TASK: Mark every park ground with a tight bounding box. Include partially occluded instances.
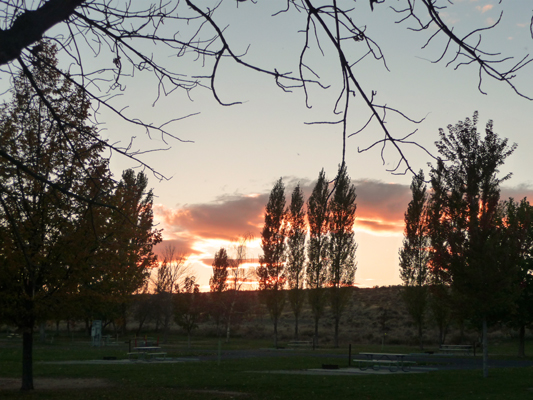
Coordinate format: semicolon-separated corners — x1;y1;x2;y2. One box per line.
1;335;533;399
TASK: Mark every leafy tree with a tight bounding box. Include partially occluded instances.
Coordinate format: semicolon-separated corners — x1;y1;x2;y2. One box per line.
223;234;255;343
257;178;287;348
399;170;430;349
428;112;519;378
209;247;230;336
426;163;452;345
0;44;163;390
175;276;204;349
327;163;357;348
502;198;533;357
0;42;113;390
151;246;190;342
76;169;162;334
286;183;307;340
306;169;330;347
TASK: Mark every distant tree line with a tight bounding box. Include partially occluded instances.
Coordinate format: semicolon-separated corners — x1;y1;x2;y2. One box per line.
400;112;533;378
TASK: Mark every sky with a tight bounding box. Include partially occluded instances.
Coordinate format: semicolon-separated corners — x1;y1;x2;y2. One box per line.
49;1;533;289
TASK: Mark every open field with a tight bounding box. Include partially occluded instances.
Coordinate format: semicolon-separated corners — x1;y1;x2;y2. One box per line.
2;336;533;399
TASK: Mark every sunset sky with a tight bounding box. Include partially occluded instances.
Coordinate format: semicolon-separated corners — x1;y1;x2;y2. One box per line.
85;0;533;290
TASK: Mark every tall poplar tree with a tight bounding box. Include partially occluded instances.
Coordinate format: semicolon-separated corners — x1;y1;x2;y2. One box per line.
257;178;286;348
286;183;307;340
209;247;229;336
327;163;357;348
399;170;430;349
306;169;330;347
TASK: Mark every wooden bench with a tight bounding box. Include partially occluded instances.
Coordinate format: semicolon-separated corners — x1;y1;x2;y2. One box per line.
439;345;473;355
287;341;312;348
356;359;416;372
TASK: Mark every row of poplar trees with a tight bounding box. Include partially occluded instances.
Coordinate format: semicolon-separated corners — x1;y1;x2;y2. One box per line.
400;112;533;378
257;163;358;348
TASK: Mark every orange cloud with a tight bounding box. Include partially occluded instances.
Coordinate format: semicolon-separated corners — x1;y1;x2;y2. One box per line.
155;178;411;250
155;192;268;242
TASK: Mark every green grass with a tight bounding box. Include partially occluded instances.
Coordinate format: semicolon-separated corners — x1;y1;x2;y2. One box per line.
1;337;533;399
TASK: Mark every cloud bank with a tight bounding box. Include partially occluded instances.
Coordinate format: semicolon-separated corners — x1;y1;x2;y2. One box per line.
154;178;412;257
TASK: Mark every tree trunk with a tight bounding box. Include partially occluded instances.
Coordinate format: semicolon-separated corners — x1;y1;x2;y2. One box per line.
518;324;526;358
334;316;340;348
313;317;319;348
294;313;299;341
273;316;278;349
418;322;424;350
21;329;34;391
225;298;235;344
482;316;489;378
225;313;232;344
39;322;46;343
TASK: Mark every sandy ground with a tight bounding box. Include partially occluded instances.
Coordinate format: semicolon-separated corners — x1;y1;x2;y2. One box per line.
0;377;112;391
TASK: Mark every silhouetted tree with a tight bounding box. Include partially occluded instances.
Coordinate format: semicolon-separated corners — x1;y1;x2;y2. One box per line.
257;178;287;348
429;112;519;378
209;247;229;336
327;163;357;348
501;198;533;357
0;43;161;390
151;246;190;342
175;276;204;349
399;170;430;349
224;235;254;342
306;169;330;347
286;183;307;340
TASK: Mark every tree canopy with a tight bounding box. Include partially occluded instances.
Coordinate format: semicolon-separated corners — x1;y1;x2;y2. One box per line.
0;41;161;391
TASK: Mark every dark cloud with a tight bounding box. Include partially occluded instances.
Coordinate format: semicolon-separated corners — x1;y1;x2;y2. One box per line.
155;192;268;241
353;179;410;224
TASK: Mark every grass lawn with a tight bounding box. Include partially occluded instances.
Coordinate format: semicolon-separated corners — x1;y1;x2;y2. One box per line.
1;337;533;399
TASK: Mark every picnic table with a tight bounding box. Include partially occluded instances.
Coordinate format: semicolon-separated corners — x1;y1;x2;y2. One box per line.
356;352;415;372
128;346;167;361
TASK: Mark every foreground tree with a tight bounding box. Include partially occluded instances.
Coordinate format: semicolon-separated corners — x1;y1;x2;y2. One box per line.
429;112;519;378
257;178;287;348
502;199;533;357
306;170;330;347
0;43;157;390
286;183;307;340
327;164;357;348
399;170;430;349
1;2;531;199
